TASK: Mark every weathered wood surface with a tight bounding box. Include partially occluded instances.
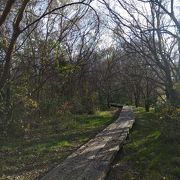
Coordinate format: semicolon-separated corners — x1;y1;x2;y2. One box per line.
41;106;135;180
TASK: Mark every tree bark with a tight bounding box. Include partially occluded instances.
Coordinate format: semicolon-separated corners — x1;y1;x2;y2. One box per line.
0;0;30;91
0;0;16;27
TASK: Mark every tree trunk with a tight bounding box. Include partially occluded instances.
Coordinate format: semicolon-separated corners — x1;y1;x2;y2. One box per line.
145;99;150;112
134;92;140;107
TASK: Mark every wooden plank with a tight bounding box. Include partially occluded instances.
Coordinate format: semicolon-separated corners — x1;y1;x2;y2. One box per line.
41;106;135;180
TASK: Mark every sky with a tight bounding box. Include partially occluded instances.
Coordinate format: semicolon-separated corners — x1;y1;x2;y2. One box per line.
32;0;180;49
90;0;180;48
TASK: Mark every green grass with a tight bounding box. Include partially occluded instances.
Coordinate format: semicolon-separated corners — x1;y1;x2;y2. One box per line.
114;107;180;180
0;110;114;179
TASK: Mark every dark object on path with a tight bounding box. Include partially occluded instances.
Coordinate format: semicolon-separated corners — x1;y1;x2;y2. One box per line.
109;103;123;120
109;103;123;109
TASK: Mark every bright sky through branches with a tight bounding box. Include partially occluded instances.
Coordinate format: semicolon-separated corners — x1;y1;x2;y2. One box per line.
91;0;180;49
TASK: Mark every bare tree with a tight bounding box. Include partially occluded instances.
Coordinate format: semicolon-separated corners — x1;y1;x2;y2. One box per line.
102;0;180;105
0;0;98;92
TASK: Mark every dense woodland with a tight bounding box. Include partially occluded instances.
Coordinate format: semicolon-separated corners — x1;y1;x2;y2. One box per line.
0;0;180;179
0;0;180;133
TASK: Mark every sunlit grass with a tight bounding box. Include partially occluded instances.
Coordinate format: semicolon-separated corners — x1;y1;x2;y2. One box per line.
114;107;180;180
0;110;114;179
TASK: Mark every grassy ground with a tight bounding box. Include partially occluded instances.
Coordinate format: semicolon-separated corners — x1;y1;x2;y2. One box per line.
107;107;180;180
0;110;114;180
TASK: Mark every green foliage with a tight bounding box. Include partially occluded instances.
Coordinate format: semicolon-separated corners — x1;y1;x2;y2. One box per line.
174;81;180;93
12;74;38;114
173;81;180;106
154;102;180;141
155;100;180;119
155;102;178;118
70;92;99;114
0;92;6;116
0;101;7;135
39;98;59;115
54;61;77;75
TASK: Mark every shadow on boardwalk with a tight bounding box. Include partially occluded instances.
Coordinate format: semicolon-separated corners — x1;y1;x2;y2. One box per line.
41;106;135;180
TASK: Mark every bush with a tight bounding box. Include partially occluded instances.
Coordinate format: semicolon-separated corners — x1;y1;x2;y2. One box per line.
70;93;99;114
156;102;180;119
174;81;180;106
155;102;180;142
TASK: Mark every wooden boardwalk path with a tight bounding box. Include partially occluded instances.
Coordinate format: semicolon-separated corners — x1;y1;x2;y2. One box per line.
41;106;135;180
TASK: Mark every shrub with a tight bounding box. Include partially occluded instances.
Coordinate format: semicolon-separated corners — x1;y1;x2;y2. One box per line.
155;102;180;142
